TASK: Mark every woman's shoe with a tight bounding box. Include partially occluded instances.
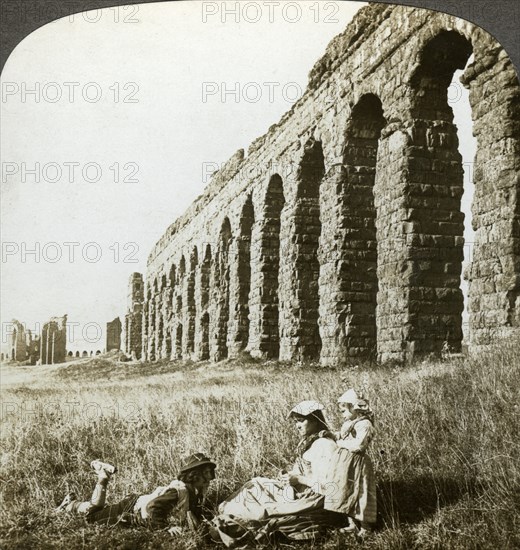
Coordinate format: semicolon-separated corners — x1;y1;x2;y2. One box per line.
339;517;361;536
339;524;358;534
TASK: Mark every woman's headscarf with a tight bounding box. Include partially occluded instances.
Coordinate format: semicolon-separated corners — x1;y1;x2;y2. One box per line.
289;401;333;457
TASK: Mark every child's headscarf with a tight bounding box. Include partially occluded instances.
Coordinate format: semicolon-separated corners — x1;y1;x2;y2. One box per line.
338;388;374;424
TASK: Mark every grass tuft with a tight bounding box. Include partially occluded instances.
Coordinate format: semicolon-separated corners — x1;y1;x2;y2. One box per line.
1;340;519;549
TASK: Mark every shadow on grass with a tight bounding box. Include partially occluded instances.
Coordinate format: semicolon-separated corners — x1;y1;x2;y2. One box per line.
377;474;478;527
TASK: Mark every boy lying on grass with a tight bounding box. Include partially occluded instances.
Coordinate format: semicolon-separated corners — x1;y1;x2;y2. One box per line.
56;453;216;535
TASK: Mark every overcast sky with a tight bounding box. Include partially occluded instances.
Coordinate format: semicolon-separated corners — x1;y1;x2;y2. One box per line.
0;1;475;353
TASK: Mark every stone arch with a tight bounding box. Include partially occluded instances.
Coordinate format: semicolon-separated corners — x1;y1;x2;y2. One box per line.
195;244;212;360
409;31;473;117
142;306;148;358
411;29;520;350
175;255;186;351
341;93;385;360
184;247;198;355
231;195;255;353
401;30;473;356
200;312;210;360
150;277;159;363
157;314;164;357
212;217;232;361
249;174;285;358
75;350;80;358
179;255;186;280
296;139;325;199
165;327;172;357
175;323;183;359
201;244;212;312
149;301;157;361
280;139;325;361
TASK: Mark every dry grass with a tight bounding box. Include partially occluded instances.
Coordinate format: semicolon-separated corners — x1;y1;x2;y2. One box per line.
1;342;519;549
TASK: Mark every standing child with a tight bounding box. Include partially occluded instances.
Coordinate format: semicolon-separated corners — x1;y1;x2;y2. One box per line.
321;389;376;537
56;453;216;535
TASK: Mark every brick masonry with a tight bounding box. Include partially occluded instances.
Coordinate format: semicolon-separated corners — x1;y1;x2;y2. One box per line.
138;4;519;364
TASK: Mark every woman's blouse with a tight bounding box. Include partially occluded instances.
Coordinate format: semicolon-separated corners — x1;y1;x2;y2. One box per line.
300;437;337;494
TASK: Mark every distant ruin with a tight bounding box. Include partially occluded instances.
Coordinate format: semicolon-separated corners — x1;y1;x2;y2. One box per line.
10;319;28;361
40;315;67;365
9;320;40;364
124;273;144;359
141;4;519;364
106;317;122;352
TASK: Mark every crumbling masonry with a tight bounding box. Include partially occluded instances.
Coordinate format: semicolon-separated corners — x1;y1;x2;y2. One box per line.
106;317;122;352
137;4;519;364
40;315;67;365
10;320;28;361
125;273;144;359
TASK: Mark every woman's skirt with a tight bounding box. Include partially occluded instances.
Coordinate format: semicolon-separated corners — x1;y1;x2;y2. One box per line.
218;477;323;521
323;448;377;524
212;477;348;547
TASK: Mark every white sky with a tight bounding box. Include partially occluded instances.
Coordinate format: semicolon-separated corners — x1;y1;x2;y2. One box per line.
0;1;475;353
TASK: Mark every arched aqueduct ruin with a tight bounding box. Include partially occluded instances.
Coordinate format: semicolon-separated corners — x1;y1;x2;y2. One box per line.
135;4;520;365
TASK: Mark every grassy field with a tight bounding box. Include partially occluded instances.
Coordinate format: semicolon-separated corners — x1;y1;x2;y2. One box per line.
1;343;519;549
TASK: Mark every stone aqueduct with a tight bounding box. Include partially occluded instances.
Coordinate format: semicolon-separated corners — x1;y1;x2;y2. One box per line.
137;4;520;365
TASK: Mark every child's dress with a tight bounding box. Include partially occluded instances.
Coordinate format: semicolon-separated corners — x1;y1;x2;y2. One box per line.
323;417;377;525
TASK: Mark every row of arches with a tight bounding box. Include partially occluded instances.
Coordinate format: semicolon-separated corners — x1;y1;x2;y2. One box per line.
66;350;101;358
145;129;364;363
144;27;519;363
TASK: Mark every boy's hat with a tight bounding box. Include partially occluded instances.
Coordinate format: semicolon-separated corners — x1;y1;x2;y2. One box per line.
337;389;359;404
179;453;216;474
288;400;325;418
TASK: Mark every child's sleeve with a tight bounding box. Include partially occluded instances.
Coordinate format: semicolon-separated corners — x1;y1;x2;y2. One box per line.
336;419;374;452
339;421;352;439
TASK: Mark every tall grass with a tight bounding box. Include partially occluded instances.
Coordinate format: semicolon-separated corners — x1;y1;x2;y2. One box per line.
1;341;519;549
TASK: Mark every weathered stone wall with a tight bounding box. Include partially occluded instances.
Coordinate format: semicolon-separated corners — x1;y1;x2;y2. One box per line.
144;4;520;364
40;315;67;365
125;273;143;359
9;321;40;364
106;317;122;351
10;320;27;361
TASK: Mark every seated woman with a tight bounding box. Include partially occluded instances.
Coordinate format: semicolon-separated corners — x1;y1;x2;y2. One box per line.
56;453;216;535
211;401;349;546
